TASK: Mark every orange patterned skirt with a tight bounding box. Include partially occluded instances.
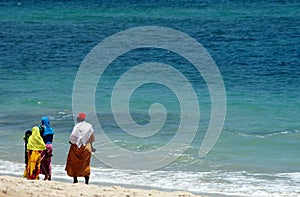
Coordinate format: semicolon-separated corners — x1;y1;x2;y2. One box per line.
65;143;92;177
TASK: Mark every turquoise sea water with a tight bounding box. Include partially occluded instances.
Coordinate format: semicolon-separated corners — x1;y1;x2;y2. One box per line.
0;1;299;196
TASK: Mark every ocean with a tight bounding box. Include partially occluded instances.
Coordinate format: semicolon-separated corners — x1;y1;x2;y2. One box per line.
0;0;299;196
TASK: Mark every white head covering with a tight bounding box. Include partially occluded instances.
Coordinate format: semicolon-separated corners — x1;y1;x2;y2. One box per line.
70;121;94;148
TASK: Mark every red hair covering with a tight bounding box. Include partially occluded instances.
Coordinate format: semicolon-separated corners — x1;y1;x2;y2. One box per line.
77;112;86;121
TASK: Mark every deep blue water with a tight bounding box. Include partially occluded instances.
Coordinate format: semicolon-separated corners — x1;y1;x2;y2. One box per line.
0;0;299;196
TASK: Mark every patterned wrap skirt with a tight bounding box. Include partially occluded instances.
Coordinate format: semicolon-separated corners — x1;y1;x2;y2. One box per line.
65;143;92;177
40;144;53;177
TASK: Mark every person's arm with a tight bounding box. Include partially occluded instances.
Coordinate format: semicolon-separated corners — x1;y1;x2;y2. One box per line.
89;133;96;152
87;133;95;144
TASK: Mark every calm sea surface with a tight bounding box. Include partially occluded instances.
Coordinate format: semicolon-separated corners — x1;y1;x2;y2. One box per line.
0;1;299;196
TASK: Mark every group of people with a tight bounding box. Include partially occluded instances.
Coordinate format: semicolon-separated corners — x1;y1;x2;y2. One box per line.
23;116;54;180
23;112;95;185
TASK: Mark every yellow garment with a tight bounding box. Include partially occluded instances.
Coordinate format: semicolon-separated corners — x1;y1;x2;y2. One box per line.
26;150;42;180
27;126;46;151
23;168;27;178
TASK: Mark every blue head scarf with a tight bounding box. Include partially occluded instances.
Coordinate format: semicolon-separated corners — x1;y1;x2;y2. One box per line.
41;116;54;136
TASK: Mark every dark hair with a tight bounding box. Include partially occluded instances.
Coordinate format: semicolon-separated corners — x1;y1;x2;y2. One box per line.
25;130;32;136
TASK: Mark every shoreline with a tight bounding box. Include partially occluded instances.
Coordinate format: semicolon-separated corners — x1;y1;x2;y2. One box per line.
0;175;206;197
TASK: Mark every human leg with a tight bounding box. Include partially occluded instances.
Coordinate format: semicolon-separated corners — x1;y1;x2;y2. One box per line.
73;177;78;183
84;176;89;184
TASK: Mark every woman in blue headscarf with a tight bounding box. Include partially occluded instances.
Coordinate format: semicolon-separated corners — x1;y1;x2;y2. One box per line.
39;116;54;180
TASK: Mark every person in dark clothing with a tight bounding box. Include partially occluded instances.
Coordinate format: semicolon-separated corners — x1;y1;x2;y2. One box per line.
23;130;32;178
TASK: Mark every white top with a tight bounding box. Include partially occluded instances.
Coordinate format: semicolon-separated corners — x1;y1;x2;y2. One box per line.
70;121;94;148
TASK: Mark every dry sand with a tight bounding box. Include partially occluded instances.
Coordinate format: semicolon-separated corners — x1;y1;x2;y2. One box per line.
0;175;205;197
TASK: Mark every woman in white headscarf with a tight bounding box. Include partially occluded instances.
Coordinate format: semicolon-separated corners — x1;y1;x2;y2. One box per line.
65;112;95;184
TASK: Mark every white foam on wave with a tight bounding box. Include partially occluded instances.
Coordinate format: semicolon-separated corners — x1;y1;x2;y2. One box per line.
1;159;299;196
236;129;300;138
0;160;25;177
90;167;300;196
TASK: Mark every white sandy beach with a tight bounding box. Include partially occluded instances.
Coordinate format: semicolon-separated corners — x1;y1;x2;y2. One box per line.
0;175;205;197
